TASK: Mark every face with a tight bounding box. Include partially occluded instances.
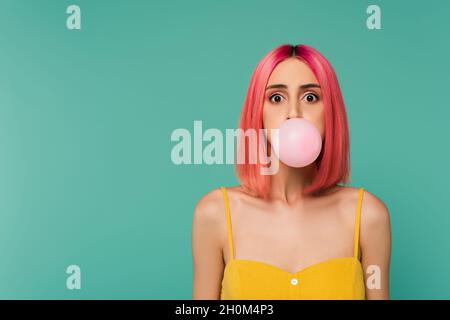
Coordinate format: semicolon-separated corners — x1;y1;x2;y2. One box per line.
263;57;325;145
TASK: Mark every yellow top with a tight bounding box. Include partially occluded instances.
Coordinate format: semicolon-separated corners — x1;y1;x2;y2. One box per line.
219;186;366;300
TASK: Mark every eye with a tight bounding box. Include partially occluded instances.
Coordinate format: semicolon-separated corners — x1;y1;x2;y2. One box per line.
303;93;319;103
269;93;284;104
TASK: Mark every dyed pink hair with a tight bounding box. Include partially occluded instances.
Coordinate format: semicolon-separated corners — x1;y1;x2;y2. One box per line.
235;44;350;199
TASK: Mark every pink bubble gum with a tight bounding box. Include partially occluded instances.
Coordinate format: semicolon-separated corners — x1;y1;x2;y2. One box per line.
271;118;322;168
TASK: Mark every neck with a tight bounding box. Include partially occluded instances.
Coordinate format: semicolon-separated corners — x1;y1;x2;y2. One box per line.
269;162;316;204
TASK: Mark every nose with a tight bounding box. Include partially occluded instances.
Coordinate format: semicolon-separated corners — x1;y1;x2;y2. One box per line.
286;101;301;120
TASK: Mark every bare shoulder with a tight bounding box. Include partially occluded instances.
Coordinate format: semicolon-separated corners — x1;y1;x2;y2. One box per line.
360;188;390;229
333;186;390;226
193;187;226;227
226;185;258;197
192;187;229;261
337;186;390;225
221;185;264;213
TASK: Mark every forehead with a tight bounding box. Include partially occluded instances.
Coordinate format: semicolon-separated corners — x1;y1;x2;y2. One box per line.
267;57;318;86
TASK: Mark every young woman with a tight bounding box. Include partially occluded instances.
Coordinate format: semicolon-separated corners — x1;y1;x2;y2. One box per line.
192;44;391;300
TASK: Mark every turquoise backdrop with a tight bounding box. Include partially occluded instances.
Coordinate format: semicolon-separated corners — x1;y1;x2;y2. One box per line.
0;0;449;299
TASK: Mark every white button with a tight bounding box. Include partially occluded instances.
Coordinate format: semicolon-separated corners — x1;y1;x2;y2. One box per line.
290;278;298;285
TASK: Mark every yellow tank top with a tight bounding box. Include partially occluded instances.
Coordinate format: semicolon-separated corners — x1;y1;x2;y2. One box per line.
219;186;366;300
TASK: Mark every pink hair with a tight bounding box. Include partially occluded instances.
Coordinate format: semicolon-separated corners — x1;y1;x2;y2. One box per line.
235;44;350;199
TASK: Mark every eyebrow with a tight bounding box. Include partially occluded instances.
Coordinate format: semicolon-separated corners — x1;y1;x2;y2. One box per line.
265;83;321;91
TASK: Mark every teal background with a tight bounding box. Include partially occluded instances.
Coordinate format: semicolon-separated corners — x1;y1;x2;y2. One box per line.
0;0;449;299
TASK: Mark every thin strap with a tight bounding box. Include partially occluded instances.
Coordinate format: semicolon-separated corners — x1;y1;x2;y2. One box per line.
220;186;234;261
353;187;365;259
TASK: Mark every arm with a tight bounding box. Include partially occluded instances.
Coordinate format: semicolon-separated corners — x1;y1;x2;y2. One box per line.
360;190;391;300
191;189;225;299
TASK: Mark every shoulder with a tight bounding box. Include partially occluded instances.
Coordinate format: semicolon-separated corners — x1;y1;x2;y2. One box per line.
359;188;390;231
337;186;390;229
193;185;254;222
333;186;390;227
193;187;226;227
192;187;228;252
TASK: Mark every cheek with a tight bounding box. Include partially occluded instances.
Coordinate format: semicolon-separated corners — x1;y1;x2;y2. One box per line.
304;104;325;139
318;122;325;141
314;108;325;140
262;105;281;146
263;103;285;130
